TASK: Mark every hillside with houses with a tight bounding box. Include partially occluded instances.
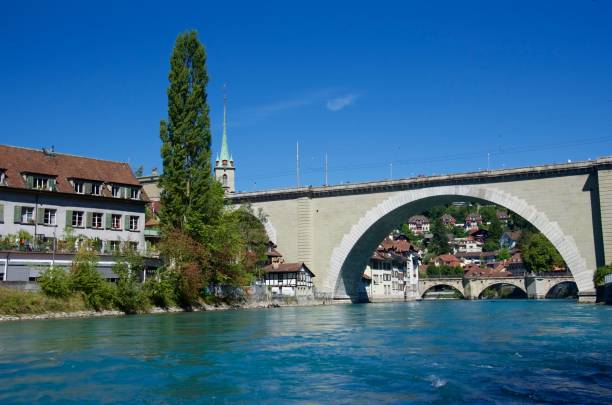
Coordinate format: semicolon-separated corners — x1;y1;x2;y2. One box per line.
362;201;569;299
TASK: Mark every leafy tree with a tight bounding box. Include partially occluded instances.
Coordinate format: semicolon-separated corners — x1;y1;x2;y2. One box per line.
479;205;498;223
519;232;565;273
38;266;71;299
112;250;148;314
158;30;224;238
429;218;451;255
594;265;612;286
145;267;179;308
498;247;511;261
451;226;466;238
425;264;463;278
483;239;498;252
232;206;269;279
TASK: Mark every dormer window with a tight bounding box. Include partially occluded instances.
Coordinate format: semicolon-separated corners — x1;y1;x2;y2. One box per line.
91;183;101;195
130;188;139;199
34;177;48;189
112;185;120;198
74;181;84;194
0;170;5;186
25;174;56;191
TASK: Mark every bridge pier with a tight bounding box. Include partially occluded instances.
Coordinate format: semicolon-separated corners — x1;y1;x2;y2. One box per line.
578;291;597;304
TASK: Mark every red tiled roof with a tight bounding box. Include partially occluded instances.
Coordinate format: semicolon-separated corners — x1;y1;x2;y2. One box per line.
266;249;283;257
0;145;144;198
408;215;429;223
464;266;513;278
263;262;315;276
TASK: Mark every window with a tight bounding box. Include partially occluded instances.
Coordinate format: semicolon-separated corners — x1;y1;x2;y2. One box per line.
222;174;228;187
128;241;138;251
112;185;120;198
92;212;103;228
129;216;139;231
0;170;5;185
130;188;139;199
21;207;34;223
74;181;84;194
91;183;100;195
109;240;120;252
44;209;56;225
72;211;84;227
112;214;121;229
34;177;48;190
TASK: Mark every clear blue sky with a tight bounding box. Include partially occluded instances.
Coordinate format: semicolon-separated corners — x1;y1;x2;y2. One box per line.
2;1;611;191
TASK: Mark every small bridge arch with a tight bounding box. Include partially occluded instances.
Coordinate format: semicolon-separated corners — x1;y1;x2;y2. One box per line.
465;277;527;300
419;278;465;299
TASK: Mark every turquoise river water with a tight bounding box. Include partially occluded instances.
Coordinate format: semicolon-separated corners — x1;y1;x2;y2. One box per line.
0;300;611;404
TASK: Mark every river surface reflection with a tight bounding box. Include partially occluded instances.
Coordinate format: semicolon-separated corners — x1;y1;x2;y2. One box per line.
0;300;611;403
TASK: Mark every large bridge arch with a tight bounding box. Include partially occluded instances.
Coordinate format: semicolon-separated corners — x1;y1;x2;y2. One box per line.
328;185;592;301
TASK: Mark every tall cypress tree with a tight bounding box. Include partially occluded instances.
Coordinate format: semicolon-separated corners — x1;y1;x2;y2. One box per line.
159;30;224;238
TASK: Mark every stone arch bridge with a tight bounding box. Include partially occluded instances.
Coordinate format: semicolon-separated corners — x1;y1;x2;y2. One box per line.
419;276;575;300
227;158;612;303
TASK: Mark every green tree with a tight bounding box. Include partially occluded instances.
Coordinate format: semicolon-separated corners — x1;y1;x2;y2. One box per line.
520;232;565;273
594;265;612;286
429;218;451;255
134;165;144;177
145;267;179;308
38;266;71;299
158;30;224;238
498;247;511;261
479;205;498;223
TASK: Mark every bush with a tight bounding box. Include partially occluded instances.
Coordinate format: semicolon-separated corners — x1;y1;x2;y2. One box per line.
112;253;149;314
594;265;612;287
69;246;114;310
144;268;179;308
0;287;87;315
38;266;71;299
176;263;204;308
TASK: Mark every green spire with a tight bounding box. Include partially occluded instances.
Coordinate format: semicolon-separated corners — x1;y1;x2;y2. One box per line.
219;86;231;162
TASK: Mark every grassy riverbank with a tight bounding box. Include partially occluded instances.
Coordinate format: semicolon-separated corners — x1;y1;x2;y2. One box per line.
0;286;330;322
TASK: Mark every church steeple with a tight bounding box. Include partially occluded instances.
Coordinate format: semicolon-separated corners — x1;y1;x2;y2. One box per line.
214;85;235;193
219;89;231;162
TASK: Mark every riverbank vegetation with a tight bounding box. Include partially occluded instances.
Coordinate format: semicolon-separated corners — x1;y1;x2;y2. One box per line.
594;265;612;286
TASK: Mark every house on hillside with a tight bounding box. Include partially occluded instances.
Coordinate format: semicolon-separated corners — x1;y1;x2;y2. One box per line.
408;215;430;234
500;231;522;249
441;214;456;227
497;210;509;224
468;228;490;243
464;213;483;231
450;236;483;254
433;253;462;268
